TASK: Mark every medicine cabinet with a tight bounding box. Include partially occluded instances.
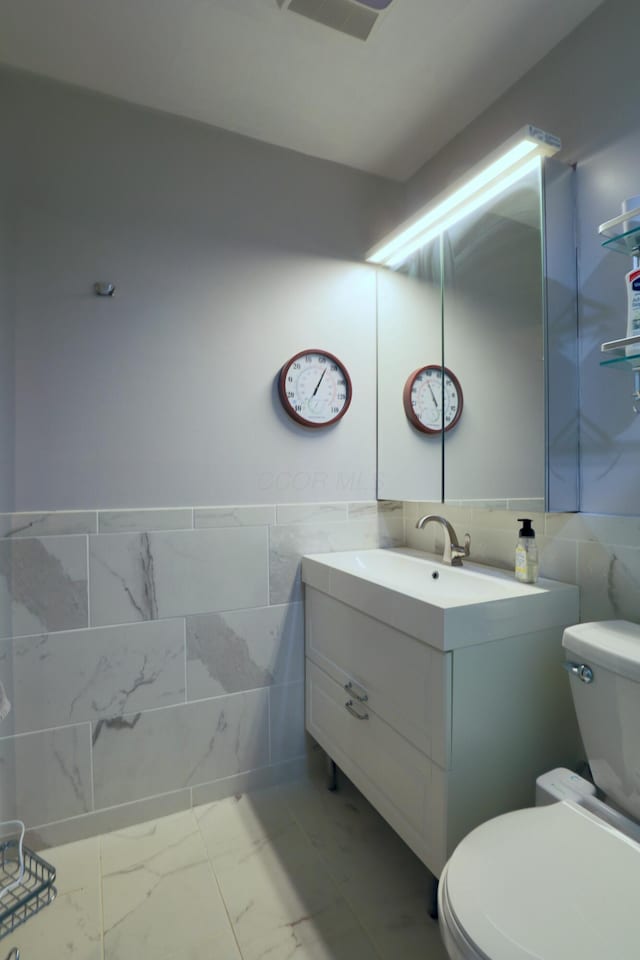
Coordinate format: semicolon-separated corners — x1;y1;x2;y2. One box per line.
375;157;579;510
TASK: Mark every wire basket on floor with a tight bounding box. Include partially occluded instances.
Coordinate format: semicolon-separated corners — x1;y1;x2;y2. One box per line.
0;830;56;941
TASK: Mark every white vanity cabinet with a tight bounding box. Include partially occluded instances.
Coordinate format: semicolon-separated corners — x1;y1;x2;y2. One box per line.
302;548;582;878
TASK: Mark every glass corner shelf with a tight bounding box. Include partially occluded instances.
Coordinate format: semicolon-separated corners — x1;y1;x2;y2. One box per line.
598;206;640;256
600;334;640;366
600;353;640;367
601;229;640;256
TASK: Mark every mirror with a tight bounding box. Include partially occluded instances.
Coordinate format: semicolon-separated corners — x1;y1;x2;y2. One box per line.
377;159;579;511
377;236;443;501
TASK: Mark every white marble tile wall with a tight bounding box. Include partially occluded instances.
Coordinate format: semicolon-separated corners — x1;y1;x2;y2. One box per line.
0;500;403;844
404;501;640;624
89;527;270;625
92;689;272;808
0;536;88;639
12;620;186;731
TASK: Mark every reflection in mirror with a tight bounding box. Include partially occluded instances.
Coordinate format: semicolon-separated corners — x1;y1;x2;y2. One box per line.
377;236;442;501
376;159;578;510
442;166;545;504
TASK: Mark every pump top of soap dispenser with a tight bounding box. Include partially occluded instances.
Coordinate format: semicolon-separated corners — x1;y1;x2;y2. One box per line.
518;518;535;538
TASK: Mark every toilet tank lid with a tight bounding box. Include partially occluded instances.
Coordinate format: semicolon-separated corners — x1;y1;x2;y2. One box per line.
563;620;640;680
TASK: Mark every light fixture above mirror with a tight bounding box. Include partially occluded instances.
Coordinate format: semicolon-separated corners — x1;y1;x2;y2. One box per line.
366;126;561;268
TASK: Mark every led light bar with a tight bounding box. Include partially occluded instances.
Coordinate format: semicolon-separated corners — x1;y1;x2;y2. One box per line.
366;125;561;268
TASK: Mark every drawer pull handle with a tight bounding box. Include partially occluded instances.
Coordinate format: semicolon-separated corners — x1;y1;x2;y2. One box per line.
345;700;369;721
344;681;368;703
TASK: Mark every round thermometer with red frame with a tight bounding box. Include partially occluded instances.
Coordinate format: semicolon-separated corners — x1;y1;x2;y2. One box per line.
279;350;352;428
403;365;463;434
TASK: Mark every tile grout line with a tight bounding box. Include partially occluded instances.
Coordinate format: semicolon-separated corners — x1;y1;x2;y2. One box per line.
1;684;286;744
98;826;106;959
192;805;245;960
277;782;388;960
28;787;193;836
0;719;94;742
89;722;96;812
192;785;361;957
183;618;188;704
2;602;300;644
86;534;91;628
280;782;402;960
266;522;271;605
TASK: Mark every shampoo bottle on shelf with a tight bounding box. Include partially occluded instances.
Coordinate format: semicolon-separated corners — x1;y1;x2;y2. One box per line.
625;266;640;357
515;518;538;584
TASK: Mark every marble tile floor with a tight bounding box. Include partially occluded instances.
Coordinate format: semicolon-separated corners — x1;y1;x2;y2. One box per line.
6;769;447;960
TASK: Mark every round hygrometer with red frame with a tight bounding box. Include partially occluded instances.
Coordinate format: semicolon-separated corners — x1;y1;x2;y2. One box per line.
278;350;352;428
403;365;463;434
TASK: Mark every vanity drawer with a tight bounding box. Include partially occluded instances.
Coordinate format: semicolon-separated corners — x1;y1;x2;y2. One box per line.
305;587;451;768
306;659;445;869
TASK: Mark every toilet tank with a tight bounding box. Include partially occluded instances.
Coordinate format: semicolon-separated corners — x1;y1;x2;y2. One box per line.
563;620;640;821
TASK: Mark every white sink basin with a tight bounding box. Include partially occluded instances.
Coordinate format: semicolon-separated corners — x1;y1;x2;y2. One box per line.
301;548;578;650
314;548;546;604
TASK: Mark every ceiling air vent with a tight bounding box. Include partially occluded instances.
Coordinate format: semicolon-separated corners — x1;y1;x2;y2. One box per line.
277;0;395;41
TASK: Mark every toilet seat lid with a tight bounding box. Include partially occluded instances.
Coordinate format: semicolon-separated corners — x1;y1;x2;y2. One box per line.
444;801;640;960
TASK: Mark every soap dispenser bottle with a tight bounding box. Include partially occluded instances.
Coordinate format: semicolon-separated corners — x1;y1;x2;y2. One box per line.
515;518;539;584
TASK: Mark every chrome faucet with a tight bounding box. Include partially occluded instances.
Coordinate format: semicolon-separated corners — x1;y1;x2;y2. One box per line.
415;515;471;566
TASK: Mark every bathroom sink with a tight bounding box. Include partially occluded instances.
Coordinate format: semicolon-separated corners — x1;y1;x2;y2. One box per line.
301;548;578;650
308;547;541;602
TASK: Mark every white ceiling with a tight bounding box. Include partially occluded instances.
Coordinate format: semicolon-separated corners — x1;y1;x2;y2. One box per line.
0;0;604;180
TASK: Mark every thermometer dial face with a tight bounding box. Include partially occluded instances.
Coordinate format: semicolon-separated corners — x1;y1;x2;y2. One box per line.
278;350;352;427
403;365;463;434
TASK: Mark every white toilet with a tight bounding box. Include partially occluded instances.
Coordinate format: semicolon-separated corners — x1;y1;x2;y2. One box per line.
438;619;640;960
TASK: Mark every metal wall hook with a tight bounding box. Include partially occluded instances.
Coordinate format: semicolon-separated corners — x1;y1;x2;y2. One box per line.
94;282;115;297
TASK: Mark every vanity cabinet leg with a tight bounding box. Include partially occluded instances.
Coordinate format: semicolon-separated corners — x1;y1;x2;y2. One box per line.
326;756;338;792
428;874;439;920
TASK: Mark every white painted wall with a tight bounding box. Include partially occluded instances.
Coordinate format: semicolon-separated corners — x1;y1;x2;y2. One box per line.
1;68;403;511
404;0;640;515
